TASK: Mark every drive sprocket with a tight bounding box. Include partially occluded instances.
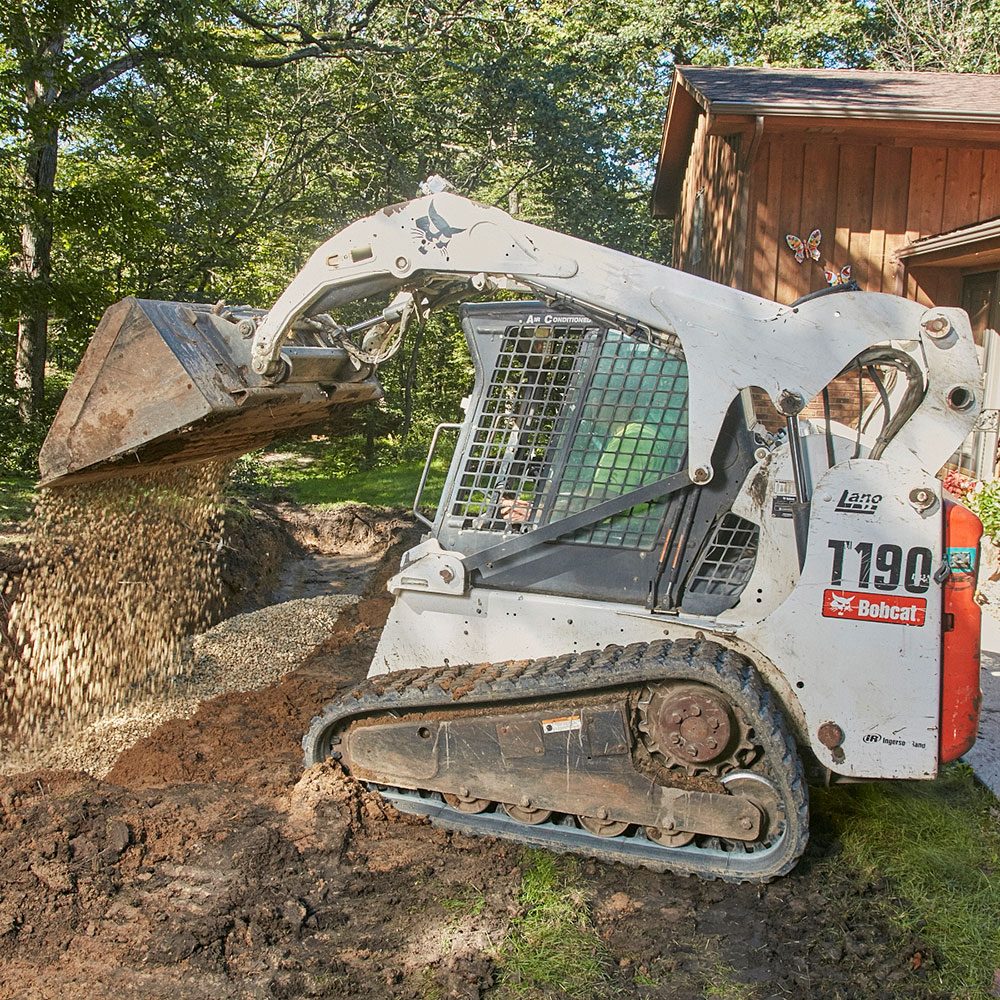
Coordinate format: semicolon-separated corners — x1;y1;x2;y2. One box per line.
636;681;758;777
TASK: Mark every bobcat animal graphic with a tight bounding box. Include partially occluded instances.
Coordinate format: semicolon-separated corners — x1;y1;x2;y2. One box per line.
829;592;855;616
414;201;465;255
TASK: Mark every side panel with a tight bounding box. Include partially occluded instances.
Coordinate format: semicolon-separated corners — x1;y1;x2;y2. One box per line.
742;460;944;779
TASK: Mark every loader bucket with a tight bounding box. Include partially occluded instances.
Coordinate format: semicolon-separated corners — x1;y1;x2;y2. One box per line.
39;297;382;487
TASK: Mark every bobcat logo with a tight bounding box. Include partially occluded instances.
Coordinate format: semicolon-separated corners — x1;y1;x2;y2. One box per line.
413;201;465;255
828;592;855;616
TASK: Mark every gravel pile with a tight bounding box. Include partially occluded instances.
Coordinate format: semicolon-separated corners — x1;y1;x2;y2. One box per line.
2;463;230;740
1;593;356;779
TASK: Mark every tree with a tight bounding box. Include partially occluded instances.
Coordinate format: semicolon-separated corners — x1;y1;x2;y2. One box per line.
9;0;909;476
0;0;415;421
669;0;875;67
870;0;1000;73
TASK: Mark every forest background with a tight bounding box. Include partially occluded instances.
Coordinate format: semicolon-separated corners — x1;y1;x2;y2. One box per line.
2;0;999;481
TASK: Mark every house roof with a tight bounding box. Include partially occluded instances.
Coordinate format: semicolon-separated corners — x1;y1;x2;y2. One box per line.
677;66;1000;123
652;66;1000;217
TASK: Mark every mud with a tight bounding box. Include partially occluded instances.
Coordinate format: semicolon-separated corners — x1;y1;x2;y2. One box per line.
0;510;946;999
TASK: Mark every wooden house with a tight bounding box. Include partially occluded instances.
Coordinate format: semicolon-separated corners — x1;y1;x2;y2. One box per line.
652;66;1000;473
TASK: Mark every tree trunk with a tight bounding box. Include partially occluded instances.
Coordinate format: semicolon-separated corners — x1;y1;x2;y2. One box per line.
15;36;63;422
364;414;377;467
401;321;426;436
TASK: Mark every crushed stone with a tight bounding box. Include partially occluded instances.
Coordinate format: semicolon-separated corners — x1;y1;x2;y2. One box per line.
1;463;230;742
0;593;356;779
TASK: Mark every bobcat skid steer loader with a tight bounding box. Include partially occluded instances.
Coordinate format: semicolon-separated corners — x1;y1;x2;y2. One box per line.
41;191;985;881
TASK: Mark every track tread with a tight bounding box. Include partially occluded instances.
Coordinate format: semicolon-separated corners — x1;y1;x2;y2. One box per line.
303;639;808;883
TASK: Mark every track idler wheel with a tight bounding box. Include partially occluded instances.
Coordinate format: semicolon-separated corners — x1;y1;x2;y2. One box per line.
721;771;784;844
504;802;552;825
443;791;491;814
578;814;629;838
645;826;696;848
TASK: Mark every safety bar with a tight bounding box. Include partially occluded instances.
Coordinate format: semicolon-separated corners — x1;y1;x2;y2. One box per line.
412;423;462;528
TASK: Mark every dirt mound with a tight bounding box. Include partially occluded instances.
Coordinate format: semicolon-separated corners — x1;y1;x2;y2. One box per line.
276;502;408;556
0;520;520;999
0;762;517;1000
0;511;944;999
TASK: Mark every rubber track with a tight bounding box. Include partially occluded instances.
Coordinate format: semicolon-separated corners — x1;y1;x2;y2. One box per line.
303;638;810;882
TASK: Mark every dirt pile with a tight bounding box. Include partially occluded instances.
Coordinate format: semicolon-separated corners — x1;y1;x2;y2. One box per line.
0;508;950;999
1;462;230;742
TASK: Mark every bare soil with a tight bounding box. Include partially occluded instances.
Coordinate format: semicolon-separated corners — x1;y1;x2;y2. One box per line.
0;507;947;1000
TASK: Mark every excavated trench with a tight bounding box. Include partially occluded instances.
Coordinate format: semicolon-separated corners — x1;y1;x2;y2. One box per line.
0;501;949;999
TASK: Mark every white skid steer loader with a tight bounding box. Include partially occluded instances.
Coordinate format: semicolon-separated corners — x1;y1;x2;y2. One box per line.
41;191;985;881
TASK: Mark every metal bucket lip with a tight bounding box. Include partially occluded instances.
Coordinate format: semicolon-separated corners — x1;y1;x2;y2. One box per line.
39;296;383;488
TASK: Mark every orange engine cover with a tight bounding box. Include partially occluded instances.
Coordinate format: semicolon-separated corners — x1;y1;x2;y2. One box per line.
940;497;984;763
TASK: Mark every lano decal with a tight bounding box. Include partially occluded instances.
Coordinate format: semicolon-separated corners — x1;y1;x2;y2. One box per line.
834;490;882;515
827;539;932;594
822;589;927;626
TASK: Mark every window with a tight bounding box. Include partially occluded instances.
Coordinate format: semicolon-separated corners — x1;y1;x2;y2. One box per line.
450;324;689;549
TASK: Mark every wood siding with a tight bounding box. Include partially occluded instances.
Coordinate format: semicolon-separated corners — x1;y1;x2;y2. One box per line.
672;113;745;287
674;136;1000;308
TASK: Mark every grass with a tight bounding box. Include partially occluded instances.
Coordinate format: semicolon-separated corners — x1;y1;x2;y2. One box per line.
702;965;759;1000
441;886;488;918
494;850;609;999
275;457;448;509
813;764;1000;999
250;439;451;509
0;475;36;523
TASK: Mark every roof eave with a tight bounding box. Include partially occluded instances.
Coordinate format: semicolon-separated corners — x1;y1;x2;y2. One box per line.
897;216;1000;260
651;71;702;219
705;101;1000;125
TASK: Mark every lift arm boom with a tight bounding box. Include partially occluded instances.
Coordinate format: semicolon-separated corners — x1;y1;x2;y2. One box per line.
40;191;981;486
250;192;981;481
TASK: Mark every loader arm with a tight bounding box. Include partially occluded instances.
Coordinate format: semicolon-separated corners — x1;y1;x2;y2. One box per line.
250;192;981;482
41;191;981;487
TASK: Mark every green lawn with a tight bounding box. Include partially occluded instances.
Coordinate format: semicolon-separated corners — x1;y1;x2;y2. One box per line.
494;851;609;998
813;764;1000;999
261;452;449;510
0;475;36;523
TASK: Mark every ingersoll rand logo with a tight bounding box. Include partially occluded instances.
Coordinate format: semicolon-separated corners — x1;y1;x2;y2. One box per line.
822;589;926;626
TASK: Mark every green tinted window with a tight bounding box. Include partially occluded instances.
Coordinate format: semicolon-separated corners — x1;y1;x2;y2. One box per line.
548;332;688;548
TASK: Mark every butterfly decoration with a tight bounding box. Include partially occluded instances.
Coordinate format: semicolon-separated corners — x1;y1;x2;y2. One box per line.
785;229;822;264
824;265;852;287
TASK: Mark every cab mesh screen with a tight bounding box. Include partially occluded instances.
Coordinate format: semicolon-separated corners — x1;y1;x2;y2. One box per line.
449;324;590;531
450;324;688;549
550;332;687;548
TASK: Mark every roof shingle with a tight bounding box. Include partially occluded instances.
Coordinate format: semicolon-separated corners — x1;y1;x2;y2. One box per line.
679;66;1000;123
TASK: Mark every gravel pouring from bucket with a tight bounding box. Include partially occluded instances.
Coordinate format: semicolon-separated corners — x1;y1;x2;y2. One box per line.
38;297;382;487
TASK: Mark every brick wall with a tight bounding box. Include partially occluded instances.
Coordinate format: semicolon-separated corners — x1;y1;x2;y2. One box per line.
750;372;877;433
